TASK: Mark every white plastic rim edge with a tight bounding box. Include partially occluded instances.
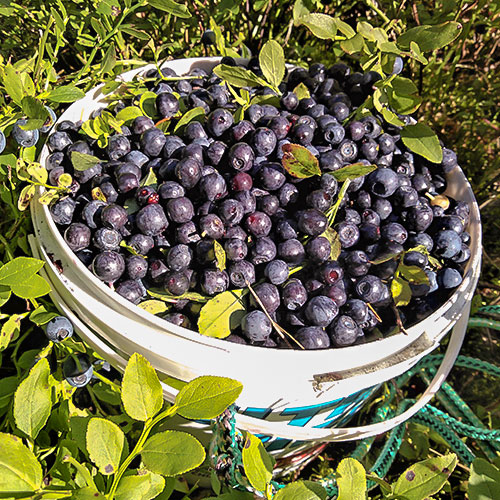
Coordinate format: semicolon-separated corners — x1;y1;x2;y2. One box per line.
31;230;471;443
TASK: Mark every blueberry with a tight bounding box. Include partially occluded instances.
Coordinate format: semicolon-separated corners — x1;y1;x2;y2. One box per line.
381;222;408;244
132;116;154;135
293;123;315;145
246;104;263;124
107;135;131;161
338;140;358;162
228;142;255;172
295;327;330;349
218;199;244;226
224;238;247;262
167;244;192;271
93;227;121;251
305;295;338;327
45;316;74;342
49;131;72;151
63;354;93;388
329;315;360;347
164;271;190;295
306;236;331;263
280;92;299;111
434;230;462;259
201;269;229;295
279;183;299;206
12;119;40;148
207;108;233;137
242;310;272;342
392;56;404;75
92;251;125;282
282;279;308;311
250;282;280;313
156;93;179;119
366;168;399;198
306;190;332;212
228;260;256;287
251;236;277;264
166;197;194;223
51;197;76;225
199;172;227;201
251;128;277;156
297;209;328;237
403;251;428;268
325;285;347;306
407;204;434;232
277;238;305;265
337;221;360;248
232;120;255;142
126;255;148;280
116;280;145;304
264;260;289;285
438;267;463;289
141;127;167;157
64;223;91;252
245;211;272;237
206;140;227;166
355;275;384;303
318;262;344;285
175;157;202;189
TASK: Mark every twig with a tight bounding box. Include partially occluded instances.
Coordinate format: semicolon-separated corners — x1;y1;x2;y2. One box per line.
245;279;304;349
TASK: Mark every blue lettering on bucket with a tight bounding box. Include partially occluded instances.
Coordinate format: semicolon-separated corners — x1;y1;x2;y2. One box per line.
242;406;273;419
279;398;344;427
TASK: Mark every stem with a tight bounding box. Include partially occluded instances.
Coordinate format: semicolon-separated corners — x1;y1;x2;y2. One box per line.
34;18;55;85
75;2;146;83
326;178;351;226
92;370;122;393
365;0;391;24
0;233;15;261
106;405;178;499
63;456;97;491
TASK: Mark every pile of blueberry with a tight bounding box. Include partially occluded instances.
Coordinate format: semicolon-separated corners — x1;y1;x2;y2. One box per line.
45;58;472;350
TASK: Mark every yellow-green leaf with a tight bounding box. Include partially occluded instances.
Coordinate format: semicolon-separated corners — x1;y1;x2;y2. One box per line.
242;433;275;492
86;417;125;475
121;353;163;421
337;458;366;500
400;123;443;163
281;143;321;178
13;358;52;439
138;300;169;315
197;289;246;339
214;240;226;271
259;40;285;89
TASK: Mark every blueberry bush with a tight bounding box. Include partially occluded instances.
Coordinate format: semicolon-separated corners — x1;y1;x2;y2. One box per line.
0;0;499;499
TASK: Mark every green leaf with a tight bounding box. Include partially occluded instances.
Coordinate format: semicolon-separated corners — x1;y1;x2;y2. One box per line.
214;240;226;271
148;289;207;304
326;179;351;226
0;257;44;286
321;227;341;260
391;275;412;307
293;0;310;25
101;42;116;75
293;82;310;100
340;33;365;55
330;163;377;182
71;487;107;500
47;85;85;103
13;358;52;439
242;433;274;492
299;13;337;39
469;458;500;500
259;40;285;89
86;417;125;475
3;64;24;105
399;264;429;284
175;375;243;420
370;250;402;265
409;41;429;64
393;453;457;499
18;184;35;211
197;289;246;339
138;300;169;315
336;458;366;500
20;96;49;130
281;143;321;178
27;162;48;184
11;274;51;300
121;27;151;40
139;91;158;118
115;106;144;123
274;481;326;500
174;106;205;132
1;314;25;351
71;151;102;172
400;124;443;163
0;432;42;492
141;431;205;476
0;285;11;308
213;64;268;89
140;168;158;188
115;471;165;500
122;353;163;422
397;22;462;52
147;0;191;18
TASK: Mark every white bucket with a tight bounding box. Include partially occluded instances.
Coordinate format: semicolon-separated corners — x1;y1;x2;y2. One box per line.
30;57;482;461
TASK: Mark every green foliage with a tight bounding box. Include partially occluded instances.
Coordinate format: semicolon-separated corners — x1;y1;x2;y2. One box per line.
0;0;498;499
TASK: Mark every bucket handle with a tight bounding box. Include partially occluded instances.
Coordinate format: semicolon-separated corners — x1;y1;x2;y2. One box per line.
232;302;471;443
